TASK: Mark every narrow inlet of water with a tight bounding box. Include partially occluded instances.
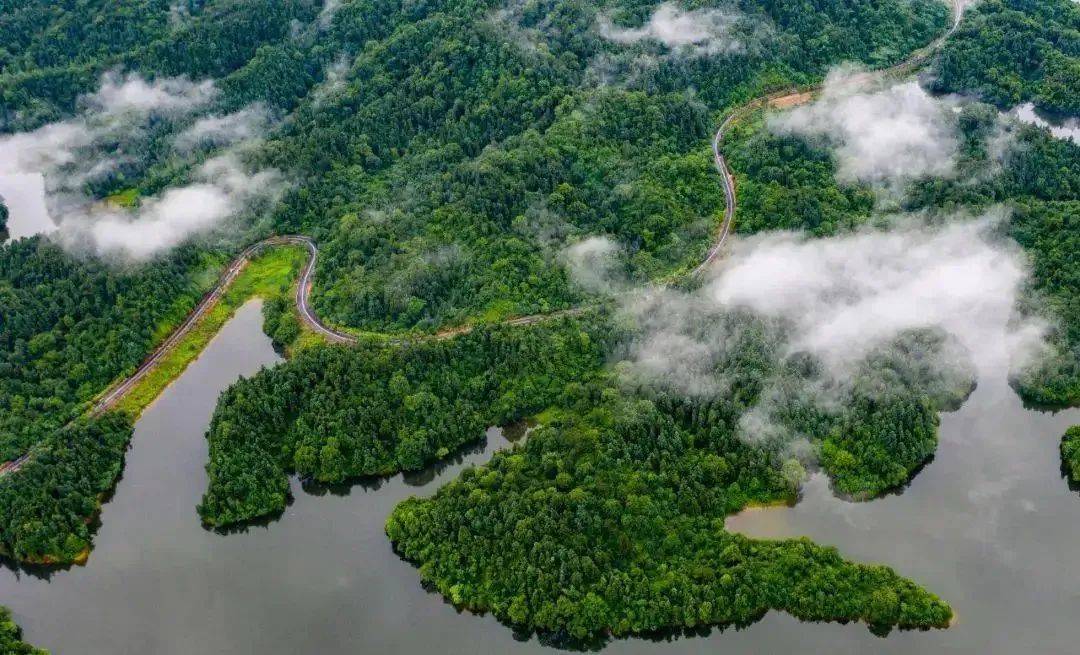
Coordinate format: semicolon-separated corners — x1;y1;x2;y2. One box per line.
1;300;1079;654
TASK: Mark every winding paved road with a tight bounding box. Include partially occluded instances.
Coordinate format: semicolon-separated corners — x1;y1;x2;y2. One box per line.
694;0;964;277
2;0;965;476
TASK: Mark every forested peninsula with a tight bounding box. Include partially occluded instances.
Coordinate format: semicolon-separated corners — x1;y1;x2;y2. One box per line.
0;0;1077;646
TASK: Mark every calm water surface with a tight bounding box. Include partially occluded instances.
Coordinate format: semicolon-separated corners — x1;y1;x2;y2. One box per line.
2;300;1079;654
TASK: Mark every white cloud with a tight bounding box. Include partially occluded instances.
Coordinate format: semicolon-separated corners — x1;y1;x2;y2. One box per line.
0;71;220;191
615;211;1047;414
0;72;283;258
598;2;745;55
61;153;286;261
769;73;960;190
613;212;1048;450
560;236;625;294
318;0;343;30
173;106;270;153
82;71;216;116
0;121;90;176
706;212;1043;376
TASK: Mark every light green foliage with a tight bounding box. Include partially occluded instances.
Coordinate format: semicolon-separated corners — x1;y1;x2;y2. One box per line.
0;607;47;655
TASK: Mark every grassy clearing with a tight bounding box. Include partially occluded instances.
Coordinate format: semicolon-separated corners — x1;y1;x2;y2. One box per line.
113;246;307;416
104;188;140;208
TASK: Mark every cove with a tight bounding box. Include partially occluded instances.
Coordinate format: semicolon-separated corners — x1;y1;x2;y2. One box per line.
1;300;1079;653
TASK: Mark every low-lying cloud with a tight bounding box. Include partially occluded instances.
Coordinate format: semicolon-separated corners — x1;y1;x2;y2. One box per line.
84;70;216;116
597;2;745;55
61;154;285;261
606;211;1047;449
0;72;284;260
608;211;1046;407
173;105;271;153
769;71;960;190
561;236;625;294
708;213;1041;374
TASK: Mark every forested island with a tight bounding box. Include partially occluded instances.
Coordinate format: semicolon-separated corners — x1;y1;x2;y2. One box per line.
0;0;1078;648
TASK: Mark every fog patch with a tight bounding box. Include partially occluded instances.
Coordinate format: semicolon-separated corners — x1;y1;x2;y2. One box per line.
706;211;1043;376
610;210;1048;452
0;72;220;192
770;72;960;193
174;106;271;153
85;71;216;115
310;55;353;106
59;154;285;261
0;174;56;241
318;0;343;30
0;72;284;259
597;2;746;55
1010;103;1080;144
561;236;626;294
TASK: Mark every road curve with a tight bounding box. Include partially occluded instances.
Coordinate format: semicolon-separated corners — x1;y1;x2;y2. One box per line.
3;0;965;477
89;235;357;417
693;0;963;278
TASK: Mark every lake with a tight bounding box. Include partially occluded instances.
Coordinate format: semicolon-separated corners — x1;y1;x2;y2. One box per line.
2;300;1079;654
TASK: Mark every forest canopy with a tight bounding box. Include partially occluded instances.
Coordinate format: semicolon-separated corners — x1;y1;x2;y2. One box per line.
930;0;1080;116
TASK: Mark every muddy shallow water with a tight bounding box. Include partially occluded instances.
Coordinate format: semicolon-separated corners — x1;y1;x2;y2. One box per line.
2;300;1079;654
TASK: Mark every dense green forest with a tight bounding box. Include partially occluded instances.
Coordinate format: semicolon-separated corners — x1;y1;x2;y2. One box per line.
0;0;1028;643
930;0;1080;116
1061;425;1080;484
200;306;961;634
724;114;877;236
724;98;1080;407
199;313;617;526
265;0;948;331
1008;201;1080;406
0;607;46;655
0;414;132;564
386;363;953;641
0;196;8;241
0;238;211;461
0;0;325;131
0;0;957;566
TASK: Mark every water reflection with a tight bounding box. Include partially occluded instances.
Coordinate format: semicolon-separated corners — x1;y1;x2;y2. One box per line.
2;301;1079;654
0;173;56;242
726;375;1080;654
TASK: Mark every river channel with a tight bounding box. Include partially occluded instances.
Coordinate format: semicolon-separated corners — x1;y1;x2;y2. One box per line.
1;300;1079;654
